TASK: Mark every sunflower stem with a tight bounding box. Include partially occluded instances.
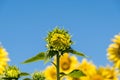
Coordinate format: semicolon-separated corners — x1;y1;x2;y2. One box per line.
56;51;60;80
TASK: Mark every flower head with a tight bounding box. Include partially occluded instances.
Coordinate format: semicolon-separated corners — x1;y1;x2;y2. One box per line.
97;66;118;80
0;46;9;74
4;65;20;78
32;71;45;80
90;74;103;80
59;53;78;74
44;65;57;80
107;33;120;68
66;76;89;80
45;27;73;51
77;59;96;76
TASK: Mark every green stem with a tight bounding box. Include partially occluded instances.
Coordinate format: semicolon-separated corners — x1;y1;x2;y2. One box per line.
56;51;60;80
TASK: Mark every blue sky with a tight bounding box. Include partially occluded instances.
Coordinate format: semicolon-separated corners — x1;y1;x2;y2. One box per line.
0;0;120;75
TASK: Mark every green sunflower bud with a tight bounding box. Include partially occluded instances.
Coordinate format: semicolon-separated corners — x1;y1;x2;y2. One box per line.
32;71;45;80
4;65;20;79
45;27;73;51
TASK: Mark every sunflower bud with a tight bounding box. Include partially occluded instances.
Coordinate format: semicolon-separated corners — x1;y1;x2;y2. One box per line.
4;65;20;78
32;71;45;80
45;27;73;51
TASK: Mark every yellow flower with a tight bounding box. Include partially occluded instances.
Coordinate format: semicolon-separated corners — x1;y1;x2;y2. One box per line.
98;66;118;80
90;74;103;80
46;27;73;51
77;59;96;76
44;65;57;80
0;46;9;74
66;76;89;80
107;33;120;68
59;53;78;74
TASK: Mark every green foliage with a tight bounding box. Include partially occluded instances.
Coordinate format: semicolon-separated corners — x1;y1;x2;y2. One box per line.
44;50;58;63
62;47;87;57
69;49;87;57
21;27;87;80
19;72;30;77
22;52;45;64
32;71;45;80
67;69;86;78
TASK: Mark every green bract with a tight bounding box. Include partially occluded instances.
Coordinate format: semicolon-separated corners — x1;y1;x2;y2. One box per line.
4;65;20;78
32;71;45;80
45;27;73;51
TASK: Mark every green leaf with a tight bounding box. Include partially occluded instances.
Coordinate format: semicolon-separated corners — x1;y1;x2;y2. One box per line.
44;50;58;63
22;52;45;64
60;72;66;76
59;72;66;78
19;72;30;77
63;48;88;57
70;50;86;57
67;70;86;78
47;50;58;58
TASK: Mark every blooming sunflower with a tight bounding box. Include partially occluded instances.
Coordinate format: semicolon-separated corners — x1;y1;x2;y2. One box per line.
90;73;103;80
44;65;57;80
45;27;73;51
97;66;118;80
57;53;78;74
107;33;120;68
0;46;9;74
77;59;96;76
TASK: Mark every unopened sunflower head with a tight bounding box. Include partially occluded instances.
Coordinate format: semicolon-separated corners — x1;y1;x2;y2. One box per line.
45;27;73;51
0;46;10;74
4;65;20;78
107;33;120;69
32;71;45;80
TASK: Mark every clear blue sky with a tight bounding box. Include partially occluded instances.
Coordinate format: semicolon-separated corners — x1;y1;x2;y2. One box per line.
0;0;120;75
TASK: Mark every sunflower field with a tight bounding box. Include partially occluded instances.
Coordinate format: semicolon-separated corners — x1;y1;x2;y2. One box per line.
0;27;120;80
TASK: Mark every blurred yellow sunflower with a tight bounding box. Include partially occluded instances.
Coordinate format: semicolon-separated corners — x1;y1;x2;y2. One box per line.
66;76;89;80
44;65;57;80
77;59;96;76
107;33;120;68
59;53;79;74
98;66;118;80
0;46;9;74
90;73;103;80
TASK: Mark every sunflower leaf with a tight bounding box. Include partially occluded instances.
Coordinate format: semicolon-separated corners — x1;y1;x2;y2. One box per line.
44;50;58;63
22;52;45;64
70;50;86;57
60;72;66;78
67;69;86;78
64;48;87;57
20;72;30;77
60;72;66;76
